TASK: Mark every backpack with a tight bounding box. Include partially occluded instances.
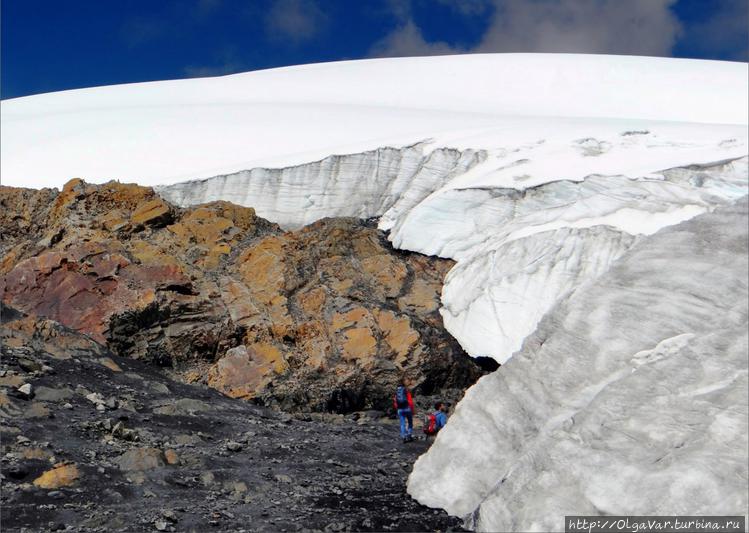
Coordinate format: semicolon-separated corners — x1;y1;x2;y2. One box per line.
423;413;437;435
395;386;409;409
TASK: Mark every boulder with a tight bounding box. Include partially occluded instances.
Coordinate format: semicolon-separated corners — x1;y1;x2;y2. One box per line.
33;464;80;489
115;448;166;471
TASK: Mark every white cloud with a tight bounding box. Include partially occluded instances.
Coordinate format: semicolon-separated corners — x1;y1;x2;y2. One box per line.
371;0;683;59
370;0;462;57
265;0;328;44
370;21;461;57
476;0;681;57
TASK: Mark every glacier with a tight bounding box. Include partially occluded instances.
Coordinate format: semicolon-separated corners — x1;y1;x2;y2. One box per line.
156;143;486;230
408;198;748;532
2;53;748;529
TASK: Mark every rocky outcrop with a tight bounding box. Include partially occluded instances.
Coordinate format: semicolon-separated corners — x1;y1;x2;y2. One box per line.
1;180;485;412
208;216;484;412
1;179;275;369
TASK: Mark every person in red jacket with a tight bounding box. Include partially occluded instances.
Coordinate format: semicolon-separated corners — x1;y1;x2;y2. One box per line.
393;379;415;442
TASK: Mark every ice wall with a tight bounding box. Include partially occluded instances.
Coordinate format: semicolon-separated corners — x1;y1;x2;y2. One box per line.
397;157;748;361
407;198;749;532
157;144;485;230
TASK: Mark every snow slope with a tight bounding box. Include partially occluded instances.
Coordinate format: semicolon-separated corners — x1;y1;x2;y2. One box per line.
1;54;747;189
408;199;749;532
3;53;748;529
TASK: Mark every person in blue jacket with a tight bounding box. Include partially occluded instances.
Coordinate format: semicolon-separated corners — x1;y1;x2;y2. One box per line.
434;401;448;432
424;401;449;437
393;379;415;442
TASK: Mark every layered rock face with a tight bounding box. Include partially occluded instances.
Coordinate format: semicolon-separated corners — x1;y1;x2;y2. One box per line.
0;180;483;412
1;179;275;364
211;216;483;411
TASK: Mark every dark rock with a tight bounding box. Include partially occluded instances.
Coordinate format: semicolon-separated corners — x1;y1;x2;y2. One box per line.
6;465;29;480
17;357;42;373
34;386;74;402
115;448;166;471
225;441;242;452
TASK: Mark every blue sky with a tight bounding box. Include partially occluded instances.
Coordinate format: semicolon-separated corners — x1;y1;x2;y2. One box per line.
2;0;747;99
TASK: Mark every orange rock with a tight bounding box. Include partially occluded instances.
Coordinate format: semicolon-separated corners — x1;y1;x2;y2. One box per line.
301;339;331;371
237;236;286;301
375;310;419;360
220;280;264;328
341;327;377;360
361;255;407;298
100;209;129;232
399;278;440;314
350;230;382;257
33;463;80;488
295;320;325;341
182;370;204;383
331;308;371;331
298;287;326;315
236;237;293;334
164;449;180;465
129;241;180;267
0;183;479;413
50;179;85;218
206;243;232;267
0;248;19;276
330;277;354;294
207;345;270;399
169;209;227;242
130;198;172;227
250;342;287;375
